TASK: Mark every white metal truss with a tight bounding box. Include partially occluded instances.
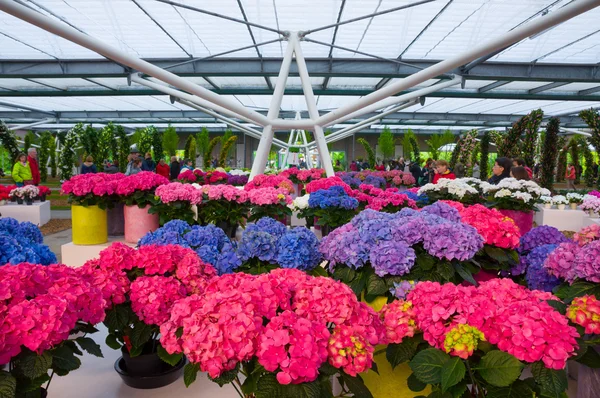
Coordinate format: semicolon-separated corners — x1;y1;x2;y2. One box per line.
0;0;599;179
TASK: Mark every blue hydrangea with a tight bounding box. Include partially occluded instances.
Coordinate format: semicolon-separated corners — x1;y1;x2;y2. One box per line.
236;231;279;263
245;217;287;238
161;219;192;235
139;230;191;248
276;227;321;271
308;186;358;210
519;226;570;254
421;202;461;223
336;230;370;269
525;244;561;292
364;175;387;189
341;175;362;188
195;245;220;266
404;191;429;205
216;243;242;274
369;240;416;277
0;218;56;266
185;225;228;251
357;219;393;245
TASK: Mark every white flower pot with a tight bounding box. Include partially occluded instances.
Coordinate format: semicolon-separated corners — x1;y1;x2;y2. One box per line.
570;203;579;210
557;204;566;210
0;200;5;206
544;203;552;209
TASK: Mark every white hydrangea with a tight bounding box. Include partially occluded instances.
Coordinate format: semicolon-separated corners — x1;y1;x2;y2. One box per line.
566;193;584;203
290;194;310;211
229;169;250;176
512;191;533;203
540;195;553;204
494;189;512;198
552;195;568;205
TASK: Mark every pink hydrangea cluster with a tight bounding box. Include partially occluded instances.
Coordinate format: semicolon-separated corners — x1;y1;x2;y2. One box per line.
200;184;249;203
115;171;169;196
306;177;353;194
459;204;521;249
0;263;107;364
379;300;417;344
61;172;124;197
407;279;578;369
178;169;199;183
160;269;385;383
567;295;600;334
364;190;417;211
544;242;580;282
580;195;600;213
244;174;295;195
574;224;600;246
280;168;325;183
130;276;187;325
155;183;202;205
258;310;329;384
246;187;292;205
438;200;465;212
79;258;129;306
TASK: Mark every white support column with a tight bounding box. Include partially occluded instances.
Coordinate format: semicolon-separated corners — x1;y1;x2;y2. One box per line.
293;35;335;177
300;129;313;169
281;112;303;169
250;36;296;179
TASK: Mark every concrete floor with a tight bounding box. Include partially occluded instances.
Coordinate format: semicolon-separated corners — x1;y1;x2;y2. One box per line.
45;228;71;263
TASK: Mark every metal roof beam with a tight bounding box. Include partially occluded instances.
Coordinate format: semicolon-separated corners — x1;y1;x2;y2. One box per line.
528;81;568;94
478;81;510;93
578;85;600;95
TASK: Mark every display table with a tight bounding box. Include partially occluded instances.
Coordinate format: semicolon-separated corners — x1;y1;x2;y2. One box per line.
61;237;136;268
534;206;588;232
583;217;600;228
0;201;51;226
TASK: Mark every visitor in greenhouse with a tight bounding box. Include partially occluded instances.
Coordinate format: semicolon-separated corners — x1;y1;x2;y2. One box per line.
126;157;143;176
349;160;358;171
454;161;465;178
375;161;385;171
11;153;32;187
169;156;181;180
80;156;97;174
510;166;530;181
156;158;170;179
27;148;40;185
142;153;155;172
420;158;434;185
513;158;533;179
410;160;421;184
432;160;455;183
488;157;513;185
472;161;480;179
566;162;577;190
180;159;194;173
104;160;119;174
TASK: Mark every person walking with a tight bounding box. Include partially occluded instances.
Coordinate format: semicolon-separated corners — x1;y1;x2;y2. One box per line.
566;162;577;190
104;160;119;174
169;156;181;180
409;160;421;184
432;160;456;184
12;153;33;187
488;157;513;185
81;156;97;174
27;148;40;186
156;158;170;179
180;159;194;172
126;157;143;176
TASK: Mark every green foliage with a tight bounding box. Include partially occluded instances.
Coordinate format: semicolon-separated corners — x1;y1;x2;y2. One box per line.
580;109;600;160
135;126;154;155
425;130;455;160
38;132;54;183
480;131;490;181
204;136;222;169
0;121;21;162
115;125;130;173
575;135;595;187
409;348;450;384
476;351;523;387
521;109;544;167
377;127;396;159
409;135;420;163
97;124;112;164
23;131;37;153
184;135;195;161
196;128;210;162
568;137;581;184
219;135;238;167
79;124;99;161
162;125;179;157
221;129;236;159
449;139;461;168
556;137;568;183
457;129;478;167
540;118;560;190
59;124;81;180
49;134;57;178
150;126;163;160
357;138;375;168
401;130;417;160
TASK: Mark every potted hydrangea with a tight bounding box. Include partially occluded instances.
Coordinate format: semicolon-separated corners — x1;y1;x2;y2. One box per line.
580;194;600;217
552;195;568;210
540;195;553;209
567;192;584;210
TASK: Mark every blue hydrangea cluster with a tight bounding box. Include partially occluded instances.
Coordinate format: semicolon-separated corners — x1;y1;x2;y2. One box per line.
245;217;287;238
421;202;462;223
390;280;417;299
525;244;561;292
276;227;321;270
308;186;358;210
236;231;279;263
0;218;56;266
404;190;429;205
139;220;240;275
519;226;570;253
364;175;387;189
340;175;362;188
369;240;416;277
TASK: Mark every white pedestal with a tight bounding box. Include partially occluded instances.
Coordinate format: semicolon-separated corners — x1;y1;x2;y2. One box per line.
583;217;600;228
61;237;135;268
0;201;51;226
534;206;588;232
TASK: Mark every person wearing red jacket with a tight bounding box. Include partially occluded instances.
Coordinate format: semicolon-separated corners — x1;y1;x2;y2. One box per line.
156;158;170;179
27;148;40;185
513;158;533;179
565;162;576;190
432;160;456;184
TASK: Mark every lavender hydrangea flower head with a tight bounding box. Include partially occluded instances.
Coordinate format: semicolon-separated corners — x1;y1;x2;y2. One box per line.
276;227;321;270
341;175;362;188
364;175;387;189
421;202;461;223
543;241;579;282
245;217;287;238
423;223;483;261
215;243;242;274
525;244;561;292
236;231;279;263
309;186;358;209
319;223;356;265
357;219;393;245
351;209;394;229
369;240;416;277
333;229;370;270
390;280;417;299
574;240;600;283
389;216;429;245
519;226;569;253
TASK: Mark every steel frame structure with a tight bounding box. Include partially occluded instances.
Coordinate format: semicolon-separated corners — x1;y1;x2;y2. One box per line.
0;0;599;178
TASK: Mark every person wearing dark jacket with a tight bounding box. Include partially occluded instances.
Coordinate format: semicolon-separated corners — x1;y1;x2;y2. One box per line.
169;156;181;180
488;157;513;185
142;153;155;172
409;161;421;184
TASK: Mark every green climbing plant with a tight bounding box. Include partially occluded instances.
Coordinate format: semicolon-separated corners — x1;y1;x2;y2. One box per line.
59;124;81;180
116;125;130;173
49;135;57;178
539;118;560;190
556;137;568;183
204;136;222;169
521;109;544;167
0;121;21;163
196;128;210;164
357;138;376;168
38;131;54;183
377;127;395;160
219;135;238;167
162;125;179;157
150;126;163;161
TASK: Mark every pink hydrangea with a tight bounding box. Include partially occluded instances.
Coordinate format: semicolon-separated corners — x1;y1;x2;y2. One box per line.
573;240;600;283
306;177;352;194
61;173;124;197
98;242;137;271
115;171;169;196
459;204;521;249
200;184;249;203
130;276;187;325
574;224;600;247
258;310;329;384
78;259;129;307
438;200;465;212
292;276;358;326
155;182;203;205
175;251;217;294
244;174;295;195
159;295;204;355
246;187;292;205
327;324;374;377
567;295;600;334
544;242;580;282
379;300;417;344
135;244;191;275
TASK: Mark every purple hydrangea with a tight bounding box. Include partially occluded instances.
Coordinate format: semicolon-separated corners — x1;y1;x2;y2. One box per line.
519;226;569;253
370;240;416;277
245;217;287;238
390;216;429;245
574;240;600;282
421;202;461;223
423;223;484;261
276;227;321;271
340;175;362;188
357;219;393;245
390;281;417;299
351;209;395;229
364;175;387;189
525;244;561;292
336;230;370;269
227;174;249;186
509;256;528;276
319;223;356;265
215;243;242;274
236;231;279;263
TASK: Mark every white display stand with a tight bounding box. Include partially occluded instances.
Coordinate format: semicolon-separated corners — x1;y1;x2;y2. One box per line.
0;201;51;226
582;217;600;228
534;206;588;232
61;237;136;268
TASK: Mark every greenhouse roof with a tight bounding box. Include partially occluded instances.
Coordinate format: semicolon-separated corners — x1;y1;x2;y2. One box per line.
0;0;599;133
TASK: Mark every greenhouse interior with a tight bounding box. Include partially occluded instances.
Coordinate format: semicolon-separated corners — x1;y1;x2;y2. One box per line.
2;0;600;397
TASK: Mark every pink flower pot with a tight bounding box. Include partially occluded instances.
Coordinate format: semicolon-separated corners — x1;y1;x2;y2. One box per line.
124;204;159;244
498;209;534;236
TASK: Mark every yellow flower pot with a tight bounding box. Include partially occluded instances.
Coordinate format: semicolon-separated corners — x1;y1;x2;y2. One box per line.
361;294;429;398
72;204;108;245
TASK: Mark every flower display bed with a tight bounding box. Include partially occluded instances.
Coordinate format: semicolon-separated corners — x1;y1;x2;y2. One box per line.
534;205;588;232
61;237;136;268
0;200;50;226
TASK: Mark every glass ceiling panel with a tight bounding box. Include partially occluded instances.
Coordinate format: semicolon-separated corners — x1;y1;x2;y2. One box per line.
546;83;600;92
0;79;51;90
210;77;269;88
328;77;382;88
497;81;550;91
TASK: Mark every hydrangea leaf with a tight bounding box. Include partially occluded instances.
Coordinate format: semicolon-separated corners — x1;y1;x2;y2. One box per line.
409;348;450;384
476;351;523;387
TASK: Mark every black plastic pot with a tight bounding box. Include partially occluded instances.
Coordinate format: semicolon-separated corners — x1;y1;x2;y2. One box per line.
115;345;185;389
16;198;23;205
217;221;238;239
26;198;33;206
40;195;46;202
